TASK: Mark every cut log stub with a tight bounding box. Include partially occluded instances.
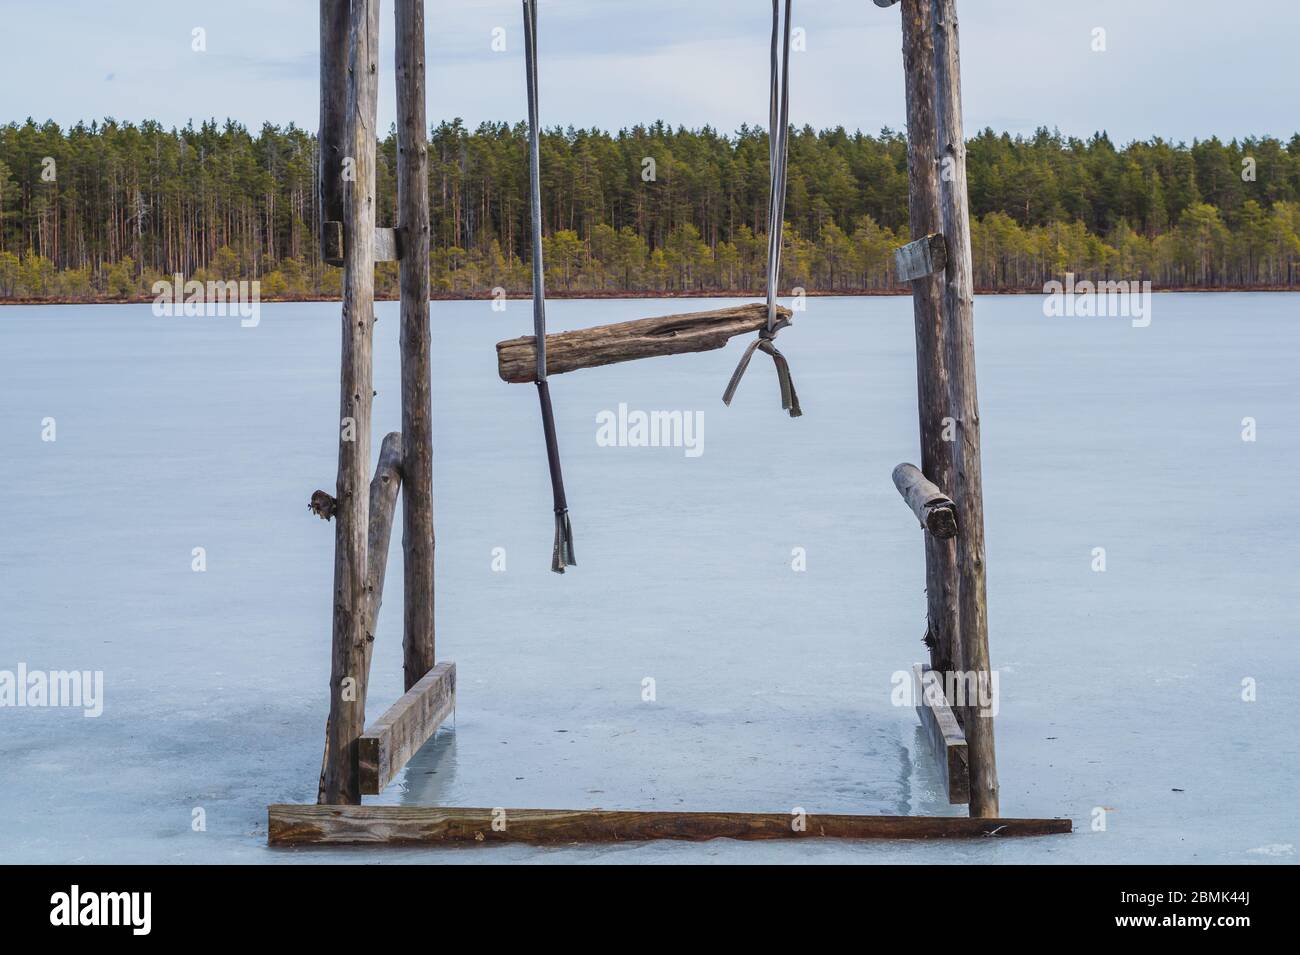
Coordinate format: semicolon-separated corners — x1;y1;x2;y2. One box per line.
495;302;792;383
267;804;1070;845
894;232;948;282
892;463;958;538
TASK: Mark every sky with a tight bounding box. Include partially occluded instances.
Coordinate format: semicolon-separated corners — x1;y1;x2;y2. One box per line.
0;0;1295;145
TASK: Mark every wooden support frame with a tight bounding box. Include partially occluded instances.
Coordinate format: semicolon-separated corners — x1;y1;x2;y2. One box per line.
268;805;1068;845
311;0;452;811
496;303;791;383
912;664;969;804
279;0;1061;845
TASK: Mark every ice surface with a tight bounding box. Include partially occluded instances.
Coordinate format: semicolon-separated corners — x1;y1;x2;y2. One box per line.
0;293;1296;863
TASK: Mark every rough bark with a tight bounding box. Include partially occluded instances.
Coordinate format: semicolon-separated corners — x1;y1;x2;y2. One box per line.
318;0;349;266
269;805;1070;845
496;303;790;383
320;0;380;807
395;0;435;691
901;0;960;676
933;0;998;818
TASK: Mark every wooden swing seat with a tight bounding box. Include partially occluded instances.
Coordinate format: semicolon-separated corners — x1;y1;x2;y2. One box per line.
496;302;792;383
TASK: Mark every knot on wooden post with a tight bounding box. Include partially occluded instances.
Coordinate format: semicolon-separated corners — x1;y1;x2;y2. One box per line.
309;490;338;521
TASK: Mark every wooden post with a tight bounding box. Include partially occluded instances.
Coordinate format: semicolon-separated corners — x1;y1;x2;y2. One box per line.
320;0;381;806
315;431;404;804
364;432;404;677
932;0;998;818
318;0;349;265
899;0;960;676
395;0;435;691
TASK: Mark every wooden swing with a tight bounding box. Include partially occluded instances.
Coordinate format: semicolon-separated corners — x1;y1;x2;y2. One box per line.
269;0;1071;847
496;0;802;574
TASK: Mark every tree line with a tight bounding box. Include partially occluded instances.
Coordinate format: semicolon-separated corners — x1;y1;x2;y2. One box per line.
1;117;1298;300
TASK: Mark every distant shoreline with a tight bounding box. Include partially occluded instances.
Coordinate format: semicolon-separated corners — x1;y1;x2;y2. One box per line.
3;285;1297;307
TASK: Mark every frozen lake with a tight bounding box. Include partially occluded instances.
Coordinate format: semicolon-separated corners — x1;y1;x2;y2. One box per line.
1;293;1296;864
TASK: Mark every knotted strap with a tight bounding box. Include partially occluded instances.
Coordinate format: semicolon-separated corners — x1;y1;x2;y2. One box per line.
721;318;802;417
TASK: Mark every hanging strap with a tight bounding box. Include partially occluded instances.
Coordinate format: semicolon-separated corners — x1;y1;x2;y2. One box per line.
722;0;801;418
523;0;575;573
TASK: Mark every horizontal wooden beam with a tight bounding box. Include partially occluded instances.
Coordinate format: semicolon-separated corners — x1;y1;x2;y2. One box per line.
356;661;455;795
892;463;958;538
913;663;970;804
322;221;401;266
894;232;947;282
267;804;1070;845
496;303;791;383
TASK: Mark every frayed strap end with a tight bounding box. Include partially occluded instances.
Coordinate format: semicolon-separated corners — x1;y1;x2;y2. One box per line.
723;334;802;416
551;509;576;574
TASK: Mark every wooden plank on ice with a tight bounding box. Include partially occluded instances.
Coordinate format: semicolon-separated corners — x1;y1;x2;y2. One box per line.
356;661;456;795
894;232;947;282
267;804;1069;845
913;663;969;804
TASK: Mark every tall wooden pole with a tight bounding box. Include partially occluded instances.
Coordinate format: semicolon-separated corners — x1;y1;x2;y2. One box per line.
321;0;380;806
899;0;959;677
318;0;348;264
932;0;998;817
395;0;435;691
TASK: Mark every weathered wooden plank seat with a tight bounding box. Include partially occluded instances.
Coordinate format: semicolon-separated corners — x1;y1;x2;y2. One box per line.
496;302;792;383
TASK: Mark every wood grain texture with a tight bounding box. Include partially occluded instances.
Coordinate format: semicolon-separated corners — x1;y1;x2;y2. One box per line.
356;662;455;795
496;303;790;383
320;0;380;807
892;463;957;538
934;0;998;818
267;804;1069;845
395;0;435;691
364;432;403;655
901;0;960;676
318;0;348;266
912;664;969;804
322;222;399;263
316;431;403;803
894;232;947;282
